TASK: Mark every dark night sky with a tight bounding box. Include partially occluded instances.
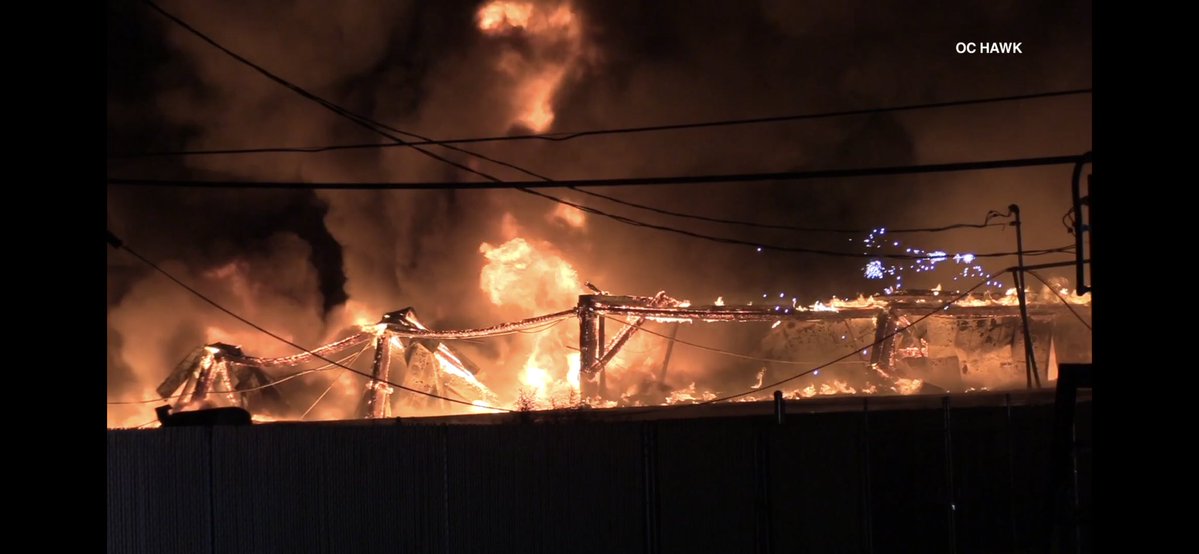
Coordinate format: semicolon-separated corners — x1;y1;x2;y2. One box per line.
106;0;1091;414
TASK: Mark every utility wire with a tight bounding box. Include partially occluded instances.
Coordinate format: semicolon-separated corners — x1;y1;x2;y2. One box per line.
134;2;1086;269
140;0;509;187
299;344;371;419
109;88;1093;159
109;153;1088;191
111;159;1081;259
571;192;1012;234
133;1;1089;255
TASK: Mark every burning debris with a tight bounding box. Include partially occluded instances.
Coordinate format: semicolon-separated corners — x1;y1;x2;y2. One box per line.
154;307;514;422
149;279;1090;424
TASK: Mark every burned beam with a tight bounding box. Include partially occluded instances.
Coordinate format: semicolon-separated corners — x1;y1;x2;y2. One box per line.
363;334;393;419
579;297;601;374
657;324;681;383
583;292;672;376
381;309;577;340
156;348;207;399
589;300;883;322
589;315;649;374
869;311;898;370
234;332;374;368
889;305;1082;318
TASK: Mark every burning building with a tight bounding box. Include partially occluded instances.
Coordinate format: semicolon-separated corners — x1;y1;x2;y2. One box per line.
144;271;1090;426
106;0;1092;429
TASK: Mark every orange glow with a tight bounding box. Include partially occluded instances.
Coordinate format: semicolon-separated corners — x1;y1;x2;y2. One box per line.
479;237;581;311
548;202;586;229
476;1;534;31
480;235;584;409
476;0;586;132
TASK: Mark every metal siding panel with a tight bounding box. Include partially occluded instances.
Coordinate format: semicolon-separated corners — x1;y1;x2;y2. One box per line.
107;428;211;554
868;409;952;554
1008;403;1054;551
950;406;1016;553
106;399;1065;553
768;412;868;554
444;423;643;554
655;419;759;553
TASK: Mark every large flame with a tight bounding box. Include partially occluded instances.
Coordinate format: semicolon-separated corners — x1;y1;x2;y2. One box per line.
476;0;587;132
479;237;581;312
480;236;584;408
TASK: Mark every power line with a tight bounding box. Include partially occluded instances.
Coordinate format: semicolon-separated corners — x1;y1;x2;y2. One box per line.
296;344;371;419
109;233;515;413
109;153;1089;190
108;171;1071;259
572;193;1012;234
109;88;1093;159
299;355;363;420
134;1;1090;259
139;0;853;255
140;0;509;187
495;188;1078;259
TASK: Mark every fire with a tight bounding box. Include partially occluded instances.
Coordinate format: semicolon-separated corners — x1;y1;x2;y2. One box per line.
548;202;586;229
476;1;534;30
892;378;924;395
341;299;380;329
480;235;584;409
665;383;717;404
522;364;553;394
566;351;581;388
479;237;581;311
810;301;838;313
475;0;587;132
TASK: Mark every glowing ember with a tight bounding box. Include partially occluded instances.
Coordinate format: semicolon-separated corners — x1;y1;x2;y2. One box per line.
893;378;924;395
665;383;717;404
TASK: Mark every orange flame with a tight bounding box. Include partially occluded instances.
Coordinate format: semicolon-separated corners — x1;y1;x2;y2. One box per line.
480;237;581;311
548;202;586;229
480;236;584;408
476;0;586;132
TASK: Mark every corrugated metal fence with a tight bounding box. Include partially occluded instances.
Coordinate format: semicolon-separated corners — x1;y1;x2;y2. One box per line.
108;398;1089;553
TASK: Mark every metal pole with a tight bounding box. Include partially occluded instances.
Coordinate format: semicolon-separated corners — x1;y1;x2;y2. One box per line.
1070;155;1091;295
773;390;785;425
1010;204;1041;388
